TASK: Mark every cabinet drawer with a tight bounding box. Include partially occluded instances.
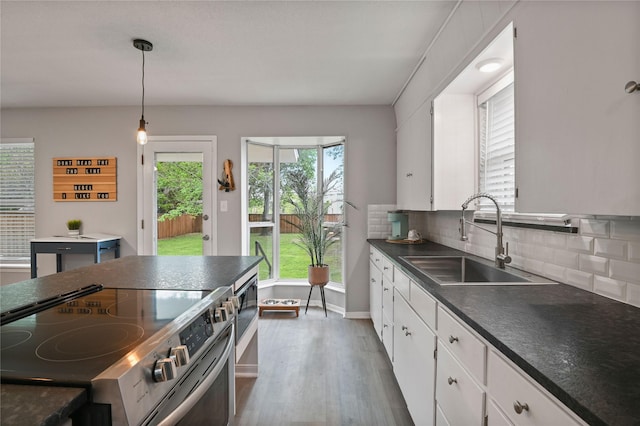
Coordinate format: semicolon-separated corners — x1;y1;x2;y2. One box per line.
370;247;383;268
487;350;583;426
370;261;382;289
410;282;437;331
436;344;485;426
394;268;411;301
438;306;487;383
382;256;394;282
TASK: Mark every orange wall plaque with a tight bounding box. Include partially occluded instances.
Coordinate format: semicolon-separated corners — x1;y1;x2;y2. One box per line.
52;157;117;201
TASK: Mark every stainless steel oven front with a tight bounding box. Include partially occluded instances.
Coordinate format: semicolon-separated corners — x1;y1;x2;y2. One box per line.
149;323;235;426
91;289;237;426
1;285;237;426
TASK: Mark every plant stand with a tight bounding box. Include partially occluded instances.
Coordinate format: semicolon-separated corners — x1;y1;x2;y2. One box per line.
305;283;327;317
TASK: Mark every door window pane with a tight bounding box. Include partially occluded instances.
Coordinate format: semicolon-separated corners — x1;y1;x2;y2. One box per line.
155;155;204;255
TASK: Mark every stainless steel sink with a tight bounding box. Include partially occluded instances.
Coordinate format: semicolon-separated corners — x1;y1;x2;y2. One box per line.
399;256;556;286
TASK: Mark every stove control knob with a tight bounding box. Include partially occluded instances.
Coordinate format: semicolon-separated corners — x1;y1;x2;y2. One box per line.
153;358;177;382
215;307;227;322
229;296;240;309
223;301;235;315
170;345;190;367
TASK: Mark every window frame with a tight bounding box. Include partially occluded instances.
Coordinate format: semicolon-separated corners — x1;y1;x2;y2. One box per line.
476;71;515;212
0;138;35;265
244;137;346;287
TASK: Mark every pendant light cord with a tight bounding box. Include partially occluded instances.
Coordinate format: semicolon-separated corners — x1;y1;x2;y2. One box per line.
141;49;145;119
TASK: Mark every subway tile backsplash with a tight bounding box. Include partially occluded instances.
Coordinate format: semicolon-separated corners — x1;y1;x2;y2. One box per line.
367;204;396;239
404;211;640;309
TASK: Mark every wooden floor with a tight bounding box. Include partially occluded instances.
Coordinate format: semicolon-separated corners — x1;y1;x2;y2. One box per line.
234;307;414;426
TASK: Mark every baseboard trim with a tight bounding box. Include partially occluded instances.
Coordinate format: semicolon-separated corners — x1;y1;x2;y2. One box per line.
235;364;258;378
343;311;371;319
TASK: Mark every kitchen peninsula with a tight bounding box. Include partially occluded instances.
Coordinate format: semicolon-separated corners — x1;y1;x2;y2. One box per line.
0;255;261;426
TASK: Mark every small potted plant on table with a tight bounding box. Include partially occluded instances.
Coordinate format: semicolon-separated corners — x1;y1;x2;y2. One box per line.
67;219;82;238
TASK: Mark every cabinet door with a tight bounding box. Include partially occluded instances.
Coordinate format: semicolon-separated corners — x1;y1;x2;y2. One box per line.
514;1;640;215
369;261;383;340
396;102;432;211
394;290;436;425
436;344;486;426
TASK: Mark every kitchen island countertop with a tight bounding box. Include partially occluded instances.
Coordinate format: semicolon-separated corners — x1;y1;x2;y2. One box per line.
369;239;640;426
0;255;262;426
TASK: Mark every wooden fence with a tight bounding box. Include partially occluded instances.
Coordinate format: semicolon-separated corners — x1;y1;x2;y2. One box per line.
249;214;341;234
157;214;203;239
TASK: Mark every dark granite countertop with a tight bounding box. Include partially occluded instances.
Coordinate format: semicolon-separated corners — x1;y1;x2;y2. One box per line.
0;255;261;426
1;255;262;312
1;385;86;426
369;239;640;426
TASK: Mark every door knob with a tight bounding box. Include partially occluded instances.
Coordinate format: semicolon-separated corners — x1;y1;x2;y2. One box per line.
203;214;209;220
202;235;210;241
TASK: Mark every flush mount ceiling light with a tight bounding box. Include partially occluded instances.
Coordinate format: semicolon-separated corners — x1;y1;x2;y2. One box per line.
133;39;153;145
476;58;504;73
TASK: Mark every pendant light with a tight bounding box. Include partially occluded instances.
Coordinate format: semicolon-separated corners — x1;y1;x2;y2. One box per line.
133;39;153;145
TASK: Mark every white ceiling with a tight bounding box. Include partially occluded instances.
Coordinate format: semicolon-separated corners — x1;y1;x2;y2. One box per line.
0;0;457;108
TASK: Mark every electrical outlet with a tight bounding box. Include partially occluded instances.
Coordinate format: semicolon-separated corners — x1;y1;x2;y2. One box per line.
220;200;228;212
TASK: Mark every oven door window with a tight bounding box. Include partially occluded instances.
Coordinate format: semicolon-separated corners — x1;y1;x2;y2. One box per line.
237;275;258;339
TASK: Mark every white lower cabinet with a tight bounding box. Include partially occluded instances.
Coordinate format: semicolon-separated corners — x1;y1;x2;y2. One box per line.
393;290;437;426
487;350;584;426
435;403;451;426
436;344;486;426
369;246;585;426
369;260;383;340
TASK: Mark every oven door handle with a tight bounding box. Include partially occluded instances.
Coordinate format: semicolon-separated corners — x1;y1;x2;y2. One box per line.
157;325;235;426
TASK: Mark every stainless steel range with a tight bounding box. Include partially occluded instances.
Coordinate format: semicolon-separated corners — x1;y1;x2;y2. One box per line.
0;284;237;425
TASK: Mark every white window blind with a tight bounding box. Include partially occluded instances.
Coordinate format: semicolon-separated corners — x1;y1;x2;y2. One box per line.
0;139;35;262
478;81;515;212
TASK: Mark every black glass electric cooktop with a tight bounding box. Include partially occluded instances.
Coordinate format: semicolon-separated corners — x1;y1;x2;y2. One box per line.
0;287;211;386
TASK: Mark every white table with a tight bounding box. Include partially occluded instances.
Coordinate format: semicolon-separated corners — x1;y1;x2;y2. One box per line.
30;234;121;278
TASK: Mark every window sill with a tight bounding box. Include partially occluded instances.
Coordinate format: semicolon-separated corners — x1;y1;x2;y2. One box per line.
258;280;345;293
0;263;30;269
473;212;578;233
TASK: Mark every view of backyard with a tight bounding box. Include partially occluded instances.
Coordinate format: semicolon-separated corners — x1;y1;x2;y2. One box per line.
158;231;341;282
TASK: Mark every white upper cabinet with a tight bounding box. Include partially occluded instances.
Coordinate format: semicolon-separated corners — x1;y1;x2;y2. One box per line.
396;102;433;211
513;1;640;215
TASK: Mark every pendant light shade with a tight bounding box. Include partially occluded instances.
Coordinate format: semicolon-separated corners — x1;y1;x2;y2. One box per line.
133;39;153;145
137;118;148;145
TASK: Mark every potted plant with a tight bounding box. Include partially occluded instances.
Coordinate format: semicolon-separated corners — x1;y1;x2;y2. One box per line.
67;219;82;238
284;169;345;286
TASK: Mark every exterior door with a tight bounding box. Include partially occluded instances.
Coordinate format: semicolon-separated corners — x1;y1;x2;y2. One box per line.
138;136;217;255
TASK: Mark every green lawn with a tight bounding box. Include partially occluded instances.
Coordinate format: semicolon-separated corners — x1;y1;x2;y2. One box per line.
157;233;203;255
158;232;341;283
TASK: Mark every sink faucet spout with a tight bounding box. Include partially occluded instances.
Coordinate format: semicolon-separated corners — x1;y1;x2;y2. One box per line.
460;192;511;268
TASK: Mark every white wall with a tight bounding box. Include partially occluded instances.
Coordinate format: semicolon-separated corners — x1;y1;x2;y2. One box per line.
0;105;397;313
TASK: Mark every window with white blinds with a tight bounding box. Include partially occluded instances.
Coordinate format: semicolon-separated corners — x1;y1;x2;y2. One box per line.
478;76;515;212
0;139;35;262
